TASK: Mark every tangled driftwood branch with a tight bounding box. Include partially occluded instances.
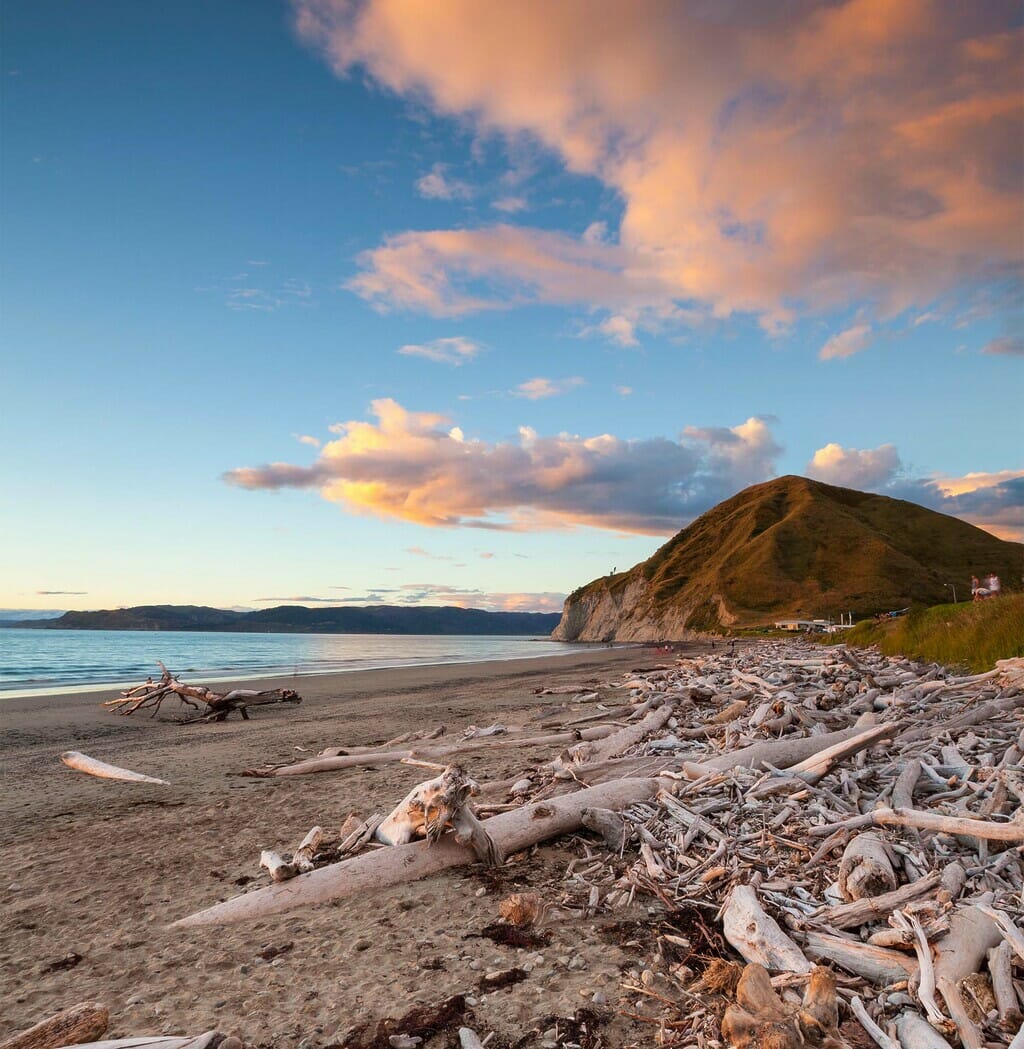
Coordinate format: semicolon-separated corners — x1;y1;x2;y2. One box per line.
104;662;301;721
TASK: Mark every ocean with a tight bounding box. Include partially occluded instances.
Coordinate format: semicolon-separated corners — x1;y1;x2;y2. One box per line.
0;628;588;697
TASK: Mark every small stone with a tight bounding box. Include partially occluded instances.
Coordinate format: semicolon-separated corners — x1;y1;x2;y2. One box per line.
238;964;250;975
468;960;481;970
353;938;372;951
474;886;487;897
592;990;608;1006
522;962;534;972
126;995;144;1006
465;996;478;1006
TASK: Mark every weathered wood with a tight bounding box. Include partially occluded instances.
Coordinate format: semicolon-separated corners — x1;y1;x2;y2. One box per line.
987;940;1022;1029
801;931;917;984
894;1011;955;1049
173;776;668;927
933;903;1002;1049
60;751;169;786
816;870;940;930
721;884;812;973
872;806;1024;842
837;832;897;901
0;1002;108;1049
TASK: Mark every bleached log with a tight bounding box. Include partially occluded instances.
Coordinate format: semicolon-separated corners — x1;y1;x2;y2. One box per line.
0;1002;108;1049
580;807;628;850
987;940;1022;1029
785;723;898;783
682;719;879;779
895;1011;955;1049
60;751;169;786
801;931;917;984
263;725;617;777
977;904;1024;963
933;903;1002;1049
818;870;940;930
837;832;897;902
896;694;1022;744
51;1037;225;1049
722;884;812;973
292;826;322;873
173;776;668;927
260;849;297;882
872;806;1024;842
891;910;946;1027
568;701;675;765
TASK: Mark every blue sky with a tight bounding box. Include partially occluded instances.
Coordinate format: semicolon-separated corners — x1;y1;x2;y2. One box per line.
2;1;1022;613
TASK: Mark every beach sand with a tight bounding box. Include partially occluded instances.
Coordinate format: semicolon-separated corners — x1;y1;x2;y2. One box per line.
0;643;707;1047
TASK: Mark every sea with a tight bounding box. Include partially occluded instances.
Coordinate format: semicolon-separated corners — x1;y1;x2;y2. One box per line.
0;628;589;697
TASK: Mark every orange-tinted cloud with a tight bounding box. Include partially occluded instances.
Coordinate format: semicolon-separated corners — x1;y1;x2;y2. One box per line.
295;0;1023;332
224;398;782;534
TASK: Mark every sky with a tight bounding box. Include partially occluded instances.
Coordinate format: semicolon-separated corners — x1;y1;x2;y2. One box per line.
1;0;1022;615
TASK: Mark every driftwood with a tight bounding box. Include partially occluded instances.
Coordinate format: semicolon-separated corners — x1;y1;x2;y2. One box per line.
801;931;918;984
0;1002;108;1049
172;776;669;927
60;751;169;786
815;870;941;930
837;832;897;901
894;1011;955;1049
50;1037;228;1049
722;884;812;973
104;662;300;721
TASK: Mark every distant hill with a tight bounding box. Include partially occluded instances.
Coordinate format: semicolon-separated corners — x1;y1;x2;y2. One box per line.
553;475;1023;641
7;603;561;635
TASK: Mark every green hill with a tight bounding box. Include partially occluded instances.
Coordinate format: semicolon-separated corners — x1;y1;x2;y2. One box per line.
553;475;1023;640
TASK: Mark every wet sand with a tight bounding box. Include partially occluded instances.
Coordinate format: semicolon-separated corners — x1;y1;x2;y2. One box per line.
0;643;704;1047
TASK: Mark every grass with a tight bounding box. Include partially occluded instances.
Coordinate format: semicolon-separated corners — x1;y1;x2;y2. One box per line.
823;594;1024;672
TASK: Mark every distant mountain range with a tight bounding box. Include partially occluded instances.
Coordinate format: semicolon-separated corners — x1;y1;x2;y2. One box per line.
6;603;562;635
554;474;1023;641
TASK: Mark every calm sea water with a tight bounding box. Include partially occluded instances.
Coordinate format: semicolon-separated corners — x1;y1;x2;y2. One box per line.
0;628;587;697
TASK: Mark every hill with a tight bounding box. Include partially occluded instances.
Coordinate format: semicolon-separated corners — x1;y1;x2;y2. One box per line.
9;603;562;635
553;475;1023;641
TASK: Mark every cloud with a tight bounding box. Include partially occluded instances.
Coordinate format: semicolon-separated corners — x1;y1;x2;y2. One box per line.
293;433;322;448
807;445;1024;538
981;335;1024;356
615;386;633;396
224;397;783;534
253;595;347;603
398;336;482;365
406;545;454;560
36;590;87;595
415;163;473;201
395;583;565;613
295;1;1023;333
514;376;585;400
819;324;873;361
492;195;527;214
806;442;901;489
582;314;640;347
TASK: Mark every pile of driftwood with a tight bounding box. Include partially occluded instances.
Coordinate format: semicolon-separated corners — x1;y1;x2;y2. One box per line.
167;642;1024;1047
104;662;301;722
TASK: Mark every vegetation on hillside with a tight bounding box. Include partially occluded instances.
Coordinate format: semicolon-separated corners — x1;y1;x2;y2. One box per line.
824;594;1024;672
564;475;1022;631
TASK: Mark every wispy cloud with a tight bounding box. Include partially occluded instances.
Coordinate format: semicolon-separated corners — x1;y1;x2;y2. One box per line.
415;163;473;201
225;397;782;534
293;433;322;448
398;336;481;365
492;195;527;214
296;2;1023;335
819;324;872;361
615;385;633;397
514;376;585;400
253;595;345;603
981;335;1024;357
37;590;87;595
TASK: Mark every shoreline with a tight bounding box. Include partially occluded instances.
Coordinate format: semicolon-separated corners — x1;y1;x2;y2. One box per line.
0;640;636;701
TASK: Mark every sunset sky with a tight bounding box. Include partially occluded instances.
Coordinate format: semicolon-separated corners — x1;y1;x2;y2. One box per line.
2;0;1022;614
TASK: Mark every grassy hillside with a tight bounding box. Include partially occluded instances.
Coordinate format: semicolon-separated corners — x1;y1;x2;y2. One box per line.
562;475;1022;634
826;594;1024;672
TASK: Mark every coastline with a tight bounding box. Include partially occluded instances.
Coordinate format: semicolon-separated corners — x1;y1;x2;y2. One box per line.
0;641;704;1045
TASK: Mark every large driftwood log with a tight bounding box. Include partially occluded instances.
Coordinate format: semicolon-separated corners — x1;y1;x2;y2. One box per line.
800;931;917;984
785;723;898;783
722;884;812;973
104;662;300;721
894;1011;955;1049
817;871;941;930
837;832;897;901
60;751;169;786
933;903;1002;1049
47;1037;227;1049
376;765;499;865
872;806;1024;842
567;701;674;765
0;1002;108;1049
173;776;668;927
682;718;880;779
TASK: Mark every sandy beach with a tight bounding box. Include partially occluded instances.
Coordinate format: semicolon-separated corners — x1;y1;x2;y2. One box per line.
0;643;701;1047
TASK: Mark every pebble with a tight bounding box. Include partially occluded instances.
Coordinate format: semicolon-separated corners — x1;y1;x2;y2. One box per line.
465;996;478;1007
353;938;372;951
126;995;144;1006
467;960;481;970
474;886;487;897
541;1028;558;1048
592;990;608;1006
